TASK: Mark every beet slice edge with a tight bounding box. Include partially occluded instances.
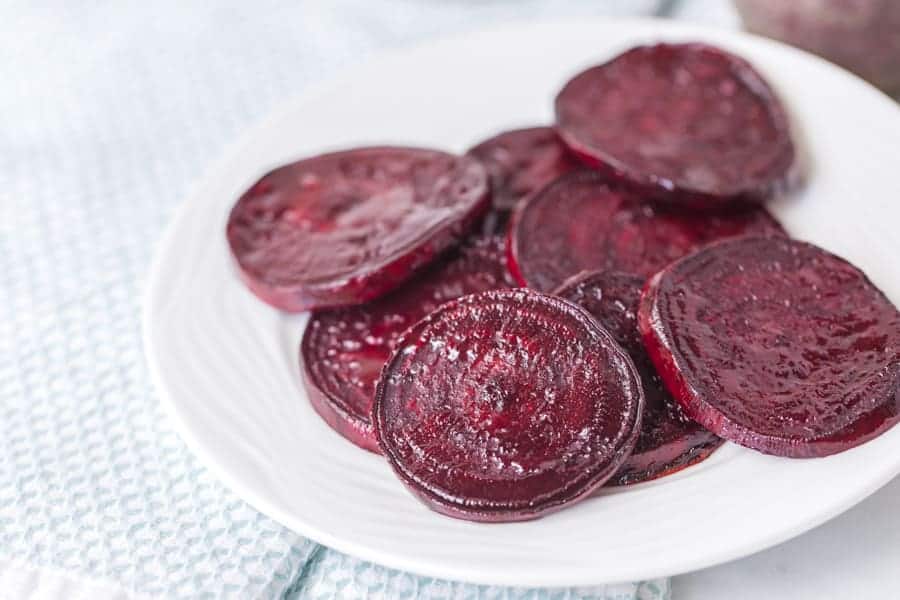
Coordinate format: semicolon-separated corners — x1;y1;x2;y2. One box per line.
300;229;517;453
639;236;900;458
374;289;644;522
227;146;489;312
508;170;785;292
466;126;581;212
555;42;797;209
554;270;723;485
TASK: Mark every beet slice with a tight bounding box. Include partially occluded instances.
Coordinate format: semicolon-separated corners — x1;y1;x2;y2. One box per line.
301;230;517;452
466;126;581;212
555;43;796;208
554;271;722;485
509;171;785;292
374;289;643;522
639;236;900;458
226;147;489;312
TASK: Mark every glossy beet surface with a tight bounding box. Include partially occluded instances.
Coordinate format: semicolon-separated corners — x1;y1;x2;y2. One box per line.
374;289;643;522
554;271;722;485
466;126;581;212
301;230;517;452
227;147;489;312
639;237;900;458
509;171;784;292
555;43;796;208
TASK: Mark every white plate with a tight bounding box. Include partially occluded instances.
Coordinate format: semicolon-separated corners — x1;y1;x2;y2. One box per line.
144;19;900;586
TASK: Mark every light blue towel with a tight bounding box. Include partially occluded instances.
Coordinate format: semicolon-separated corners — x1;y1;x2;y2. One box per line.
0;2;669;597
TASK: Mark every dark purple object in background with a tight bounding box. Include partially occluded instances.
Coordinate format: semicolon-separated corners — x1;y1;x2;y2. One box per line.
735;0;900;98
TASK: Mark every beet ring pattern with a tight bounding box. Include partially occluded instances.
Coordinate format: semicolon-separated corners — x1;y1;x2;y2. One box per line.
639;236;900;458
374;289;644;521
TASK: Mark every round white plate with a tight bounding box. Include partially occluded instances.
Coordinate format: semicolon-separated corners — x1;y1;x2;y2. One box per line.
144;18;900;586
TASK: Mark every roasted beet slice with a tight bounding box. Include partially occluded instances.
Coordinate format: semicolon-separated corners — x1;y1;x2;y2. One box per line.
555;43;796;208
639;237;900;458
374;289;643;522
227;147;489;312
466;126;581;212
554;271;722;485
301;230;517;452
509;171;784;292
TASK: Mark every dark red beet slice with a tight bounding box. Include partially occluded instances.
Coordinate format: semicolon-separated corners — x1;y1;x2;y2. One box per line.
374;289;643;522
555;43;796;208
466;126;581;212
554;271;722;485
227;147;489;312
301;230;517;452
639;236;900;458
509;171;784;292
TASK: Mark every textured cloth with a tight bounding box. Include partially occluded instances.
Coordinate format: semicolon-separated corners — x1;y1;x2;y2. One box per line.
0;1;669;598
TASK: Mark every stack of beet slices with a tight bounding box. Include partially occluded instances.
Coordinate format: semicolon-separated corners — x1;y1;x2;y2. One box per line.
555;271;724;485
301;229;517;453
227;42;900;523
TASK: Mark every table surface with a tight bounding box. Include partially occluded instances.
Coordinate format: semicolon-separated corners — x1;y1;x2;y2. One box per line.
673;477;900;598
